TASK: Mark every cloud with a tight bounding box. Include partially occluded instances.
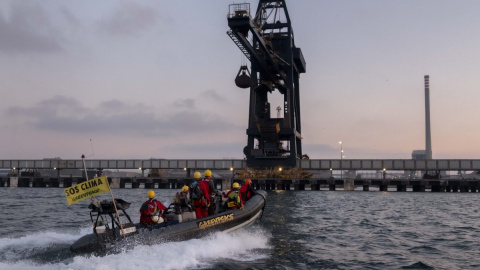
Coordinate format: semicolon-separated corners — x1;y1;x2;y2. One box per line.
0;1;63;53
60;6;80;28
173;98;195;108
157;141;246;159
302;144;338;158
202;89;227;102
96;2;159;37
4;95;235;136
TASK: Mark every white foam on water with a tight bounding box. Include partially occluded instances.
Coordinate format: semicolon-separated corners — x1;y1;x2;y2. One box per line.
0;225;92;249
0;226;271;270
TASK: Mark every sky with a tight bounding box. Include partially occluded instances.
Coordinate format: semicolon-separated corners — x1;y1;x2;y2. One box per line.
1;0;479;161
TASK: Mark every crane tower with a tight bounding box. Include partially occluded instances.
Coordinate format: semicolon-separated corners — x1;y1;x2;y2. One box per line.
227;1;306;168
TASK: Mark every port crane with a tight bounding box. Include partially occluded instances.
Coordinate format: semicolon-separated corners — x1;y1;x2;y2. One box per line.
227;1;306;168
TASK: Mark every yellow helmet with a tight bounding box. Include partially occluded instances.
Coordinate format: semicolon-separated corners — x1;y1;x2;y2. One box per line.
182;185;189;192
204;169;212;177
147;190;155;199
232;182;240;189
194;171;201;179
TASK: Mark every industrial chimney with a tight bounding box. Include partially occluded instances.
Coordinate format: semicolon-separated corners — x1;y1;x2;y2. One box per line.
424;75;432;159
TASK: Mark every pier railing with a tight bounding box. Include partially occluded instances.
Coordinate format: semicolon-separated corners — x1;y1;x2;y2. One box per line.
1;159;480;170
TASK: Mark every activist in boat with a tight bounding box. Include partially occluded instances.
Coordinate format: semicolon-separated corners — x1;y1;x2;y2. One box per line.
68;176;267;255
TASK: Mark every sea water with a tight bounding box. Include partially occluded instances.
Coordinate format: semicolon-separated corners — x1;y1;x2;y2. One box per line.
1;188;480;269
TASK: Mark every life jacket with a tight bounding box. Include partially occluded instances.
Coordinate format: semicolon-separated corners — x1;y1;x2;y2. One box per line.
190;181;203;200
205;177;215;195
140;199;164;225
177;192;188;207
226;190;241;208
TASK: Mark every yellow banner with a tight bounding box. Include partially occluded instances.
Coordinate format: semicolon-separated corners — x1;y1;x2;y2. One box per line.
64;176;110;205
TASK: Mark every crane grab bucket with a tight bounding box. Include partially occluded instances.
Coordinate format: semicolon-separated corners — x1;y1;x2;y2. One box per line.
235;65;252;89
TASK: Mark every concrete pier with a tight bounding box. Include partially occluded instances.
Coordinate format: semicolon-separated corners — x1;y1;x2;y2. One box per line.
1;177;480;193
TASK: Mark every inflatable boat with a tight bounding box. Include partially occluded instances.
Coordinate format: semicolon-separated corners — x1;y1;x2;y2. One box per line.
70;191;267;255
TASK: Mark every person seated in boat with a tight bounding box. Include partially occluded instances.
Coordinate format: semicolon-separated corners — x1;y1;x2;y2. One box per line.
224;182;243;210
172;185;192;213
190;171;212;219
239;179;256;204
140;190;167;227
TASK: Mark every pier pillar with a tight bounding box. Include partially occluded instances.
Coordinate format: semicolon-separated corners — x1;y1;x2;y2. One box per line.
167;179;177;189
9;177;18;187
110;178;121;189
344;179;354;191
452;186;458;192
49;179;59;188
471;186;477;193
278;182;284;190
259;180;266;190
264;180;273;190
33;178;46;188
327;178;335;191
276;181;284;190
63;178;72;187
460;186;469;193
253;181;260;190
145;182;155;189
294;183;305;190
363;185;369;191
309;180;319;191
19;178;30;187
214;179;222;190
396;185;407;192
132;182;140;189
222;179;232;190
431;185;445;192
412;185;425;192
379;185;388;191
158;182;167;189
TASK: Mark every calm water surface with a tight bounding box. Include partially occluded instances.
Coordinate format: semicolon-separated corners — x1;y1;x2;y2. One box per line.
1;188;479;269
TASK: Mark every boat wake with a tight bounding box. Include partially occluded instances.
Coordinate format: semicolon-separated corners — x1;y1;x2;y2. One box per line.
0;224;271;270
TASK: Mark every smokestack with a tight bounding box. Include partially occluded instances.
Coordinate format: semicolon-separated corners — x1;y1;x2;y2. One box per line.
424;75;432;159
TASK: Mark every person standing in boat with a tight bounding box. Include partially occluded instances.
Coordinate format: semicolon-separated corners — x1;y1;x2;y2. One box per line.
139;190;167;227
224;182;243;210
172;185;191;213
239;179;256;204
191;171;211;219
204;169;218;215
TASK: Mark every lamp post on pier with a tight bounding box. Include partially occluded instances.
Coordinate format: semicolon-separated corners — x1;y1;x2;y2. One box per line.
339;141;343;180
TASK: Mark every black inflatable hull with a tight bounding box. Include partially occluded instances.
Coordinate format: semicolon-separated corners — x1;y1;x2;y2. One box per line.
70;191;266;254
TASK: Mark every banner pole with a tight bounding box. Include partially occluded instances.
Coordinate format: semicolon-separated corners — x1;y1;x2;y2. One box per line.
81;154;89;181
106;176;125;238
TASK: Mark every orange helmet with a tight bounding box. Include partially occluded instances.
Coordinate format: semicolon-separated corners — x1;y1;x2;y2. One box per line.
245;179;252;185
